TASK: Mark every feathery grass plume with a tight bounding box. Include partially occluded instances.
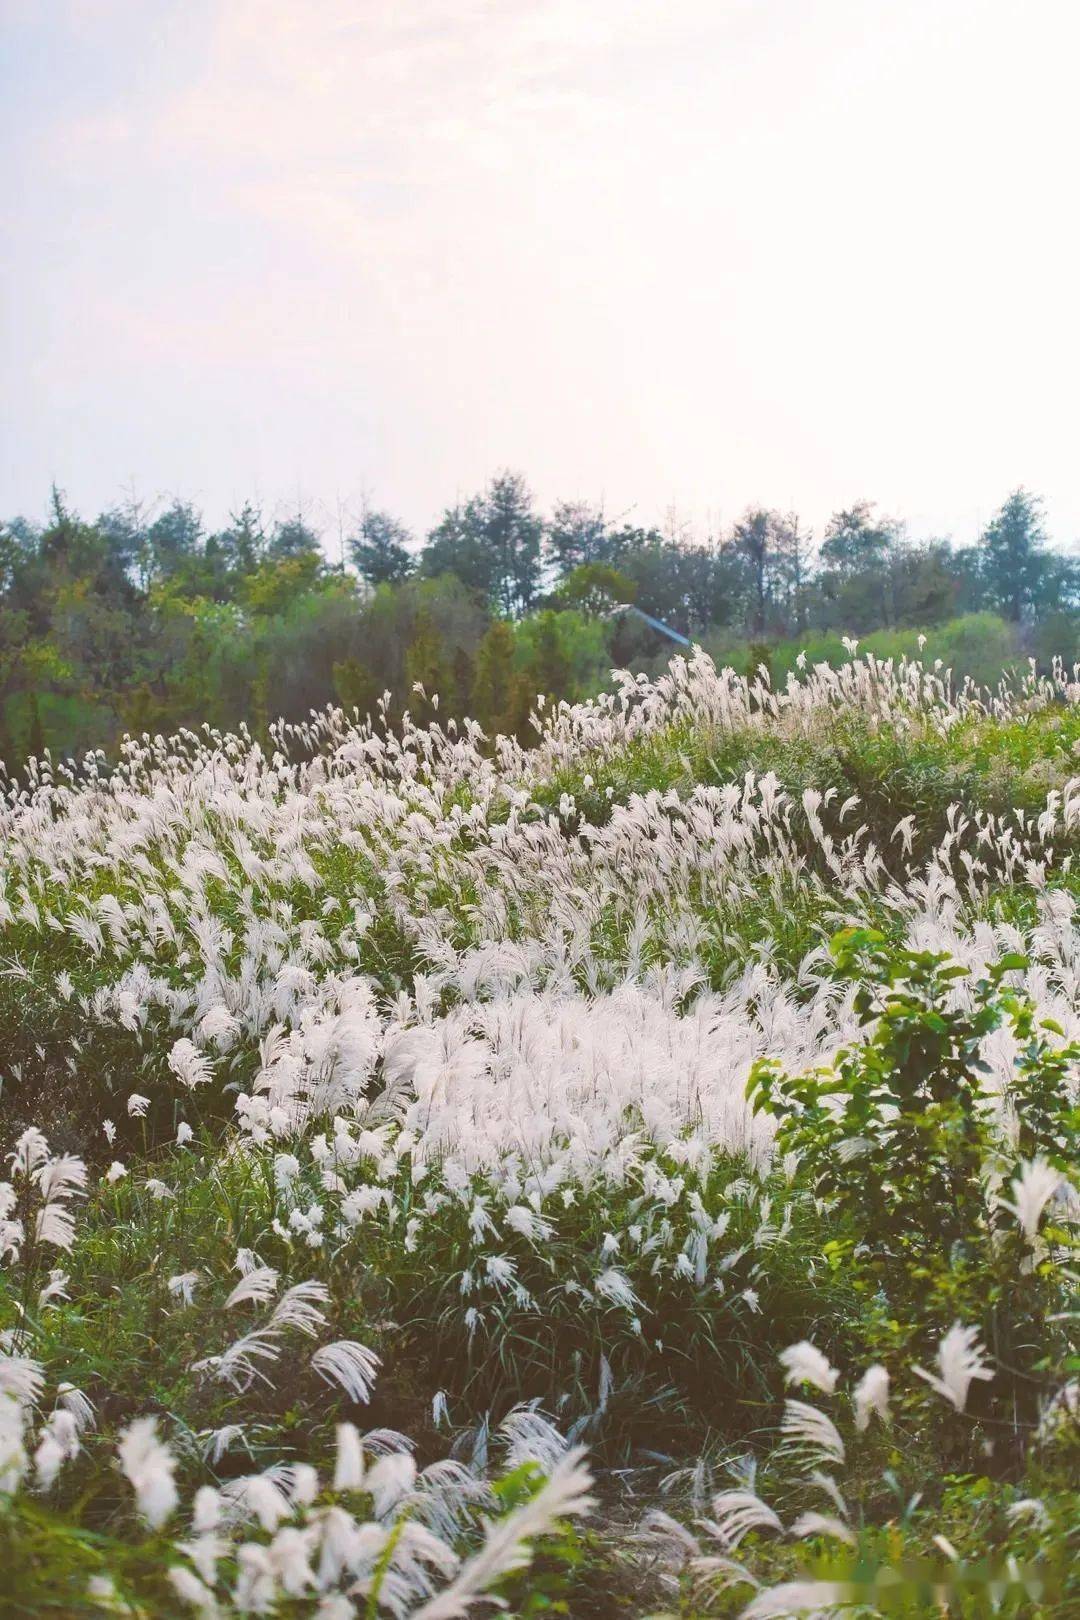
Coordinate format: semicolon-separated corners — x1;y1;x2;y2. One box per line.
913;1323;994;1412
0;1356;45;1403
789;1510;855;1546
224;1267;279;1309
0;1393;29;1492
168;1271;201;1306
168;1038;214;1089
312;1341;381;1404
0;644;1077;1611
35;1153;87;1202
997;1159;1064;1244
705;1490;784;1548
498;1407;568;1472
333;1423;365;1490
594;1267;640;1309
56;1383;96;1432
37;1268;70;1309
267;1280;330;1337
200;1425;247;1467
779;1400;845;1464
117;1417;178;1528
740;1579;852;1618
852;1365;890;1431
193;1329;282;1391
411;1446;594;1618
779;1341;838;1394
34;1408;80;1489
365;1450;417;1516
167;1566;221;1617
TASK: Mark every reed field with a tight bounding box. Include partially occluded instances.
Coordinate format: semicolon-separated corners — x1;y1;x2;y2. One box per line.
1;647;1077;1617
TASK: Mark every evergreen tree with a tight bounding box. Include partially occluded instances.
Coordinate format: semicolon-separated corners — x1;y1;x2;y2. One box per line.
268;510;321;561
349;509;414;587
147;500;204;581
818;503;901;630
546;500;608;578
526;611;571;705
39;485;80;567
731;508;779;635
774;512;811;632
96;500;149;593
557;563;637;617
471;619;517;733
819;502;897;576
405;607;449;720
483;471;544;617
215;502;266;577
421;473;542;616
332;656;381;718
450;645;475;721
979;488;1048;623
421;500;500;600
613;529;691;630
25;689;46;760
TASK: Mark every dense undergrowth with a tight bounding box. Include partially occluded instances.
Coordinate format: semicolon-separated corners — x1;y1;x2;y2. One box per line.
0;648;1077;1617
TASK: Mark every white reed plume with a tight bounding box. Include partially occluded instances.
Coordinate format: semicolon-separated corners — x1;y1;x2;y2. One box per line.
705;1489;784;1548
913;1322;994;1412
852;1365;890;1431
312;1341;381;1405
779;1400;845;1464
224;1267;279;1309
997;1159;1064;1245
333;1422;365;1490
266;1280;330;1338
117;1416;178;1528
411;1446;594;1618
779;1341;838;1394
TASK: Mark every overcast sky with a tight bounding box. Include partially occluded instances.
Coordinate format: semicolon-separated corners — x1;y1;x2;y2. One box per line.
3;0;1080;550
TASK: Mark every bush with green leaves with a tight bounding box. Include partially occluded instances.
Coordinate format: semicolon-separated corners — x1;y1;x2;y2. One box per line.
748;929;1079;1448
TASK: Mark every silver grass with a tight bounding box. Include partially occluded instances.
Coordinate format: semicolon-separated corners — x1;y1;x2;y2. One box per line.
704;1490;784;1549
312;1341;381;1405
411;1446;594;1618
779;1400;845;1464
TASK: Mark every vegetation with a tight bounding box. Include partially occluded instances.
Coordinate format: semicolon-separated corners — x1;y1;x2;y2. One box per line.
2;477;1078;773
0;644;1077;1616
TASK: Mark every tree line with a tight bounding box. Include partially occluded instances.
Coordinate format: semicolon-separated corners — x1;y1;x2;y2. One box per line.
1;474;1077;769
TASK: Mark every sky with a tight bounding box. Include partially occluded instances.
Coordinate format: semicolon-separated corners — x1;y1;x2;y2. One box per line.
3;0;1080;552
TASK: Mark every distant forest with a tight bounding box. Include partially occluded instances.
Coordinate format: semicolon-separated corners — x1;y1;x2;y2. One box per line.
2;475;1078;770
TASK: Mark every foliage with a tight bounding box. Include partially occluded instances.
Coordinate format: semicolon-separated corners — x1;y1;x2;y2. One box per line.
749;930;1078;1439
556;562;638;617
3;477;1078;774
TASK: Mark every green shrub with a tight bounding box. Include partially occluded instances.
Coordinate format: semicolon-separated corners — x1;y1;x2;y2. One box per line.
749;929;1079;1450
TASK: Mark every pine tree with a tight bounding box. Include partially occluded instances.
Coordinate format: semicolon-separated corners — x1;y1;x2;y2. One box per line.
25;689;45;761
450;646;475;722
349;510;414;587
405;608;449;721
471;620;517;733
526;611;570;706
546;500;608;578
484;471;544;618
422;474;542;617
979;489;1047;623
332;656;380;718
